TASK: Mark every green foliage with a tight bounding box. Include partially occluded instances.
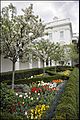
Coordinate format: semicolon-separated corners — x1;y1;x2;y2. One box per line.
1;68;43;81
46;70;57;76
68;44;79;61
0;83;16;113
1;66;73;81
0;111;25;120
50;43;64;62
31;39;55;60
52;68;79;119
1;3;45;89
2;73;69;85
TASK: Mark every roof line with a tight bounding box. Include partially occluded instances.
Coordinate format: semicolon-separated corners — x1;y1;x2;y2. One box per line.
45;18;70;25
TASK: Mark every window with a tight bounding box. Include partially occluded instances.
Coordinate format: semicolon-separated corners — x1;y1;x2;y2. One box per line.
48;33;52;40
60;31;64;39
72;40;77;44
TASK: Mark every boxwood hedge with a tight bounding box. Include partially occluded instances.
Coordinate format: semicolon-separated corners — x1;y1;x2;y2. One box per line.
52;67;79;120
1;74;69;85
1;66;73;81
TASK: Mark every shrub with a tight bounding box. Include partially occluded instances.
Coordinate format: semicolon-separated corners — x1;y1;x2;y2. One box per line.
1;68;43;81
52;68;79;119
1;66;73;81
1;74;69;85
55;103;77;120
0;111;25;120
46;70;57;76
0;83;16;113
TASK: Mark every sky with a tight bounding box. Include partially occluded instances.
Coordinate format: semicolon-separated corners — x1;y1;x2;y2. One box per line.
1;1;79;33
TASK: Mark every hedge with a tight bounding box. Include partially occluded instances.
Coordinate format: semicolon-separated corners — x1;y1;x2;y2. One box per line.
1;66;73;81
1;74;69;85
52;67;79;120
0;111;27;120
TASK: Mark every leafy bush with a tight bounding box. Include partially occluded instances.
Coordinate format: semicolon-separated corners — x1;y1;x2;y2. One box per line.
1;68;43;81
1;66;73;81
0;83;16;113
0;111;26;120
46;70;57;76
1;74;69;85
52;68;79;119
56;66;74;72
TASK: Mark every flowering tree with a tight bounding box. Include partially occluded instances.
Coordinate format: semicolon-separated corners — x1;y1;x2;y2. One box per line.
50;43;64;72
67;43;79;67
30;39;55;75
1;3;45;89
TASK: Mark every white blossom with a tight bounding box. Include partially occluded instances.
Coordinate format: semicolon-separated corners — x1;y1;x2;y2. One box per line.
25;93;28;95
16;93;18;96
29;92;31;95
31;97;33;100
26;95;28;97
38;93;40;96
31;76;33;78
35;91;37;93
25;111;28;115
24;96;26;99
19;94;22;98
38;83;41;86
28;96;30;98
37;97;39;100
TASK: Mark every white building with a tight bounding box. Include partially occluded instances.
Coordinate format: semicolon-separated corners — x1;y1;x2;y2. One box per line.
1;17;73;72
45;17;72;45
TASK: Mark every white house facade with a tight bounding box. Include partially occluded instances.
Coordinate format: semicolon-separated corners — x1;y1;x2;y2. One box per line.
45;17;72;45
1;17;74;72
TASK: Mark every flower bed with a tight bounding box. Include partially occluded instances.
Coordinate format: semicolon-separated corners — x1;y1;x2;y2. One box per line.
12;80;65;119
1;78;65;119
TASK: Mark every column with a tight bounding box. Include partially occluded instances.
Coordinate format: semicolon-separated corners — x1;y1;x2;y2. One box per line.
48;57;50;67
15;58;19;70
51;60;55;66
44;59;46;67
29;54;32;69
29;58;32;69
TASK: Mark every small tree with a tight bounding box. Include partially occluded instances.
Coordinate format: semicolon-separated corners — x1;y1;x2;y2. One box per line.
31;39;55;75
1;4;45;89
60;45;71;66
66;44;79;67
50;43;63;72
64;43;79;67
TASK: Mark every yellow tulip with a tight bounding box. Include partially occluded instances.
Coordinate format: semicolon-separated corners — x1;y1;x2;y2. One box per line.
38;110;41;114
31;109;34;113
35;110;37;114
38;114;42;119
34;116;38;119
31;115;34;119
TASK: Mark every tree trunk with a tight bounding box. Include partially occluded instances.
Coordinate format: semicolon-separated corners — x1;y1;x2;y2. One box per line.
12;62;15;89
55;61;57;73
43;60;45;76
71;59;74;67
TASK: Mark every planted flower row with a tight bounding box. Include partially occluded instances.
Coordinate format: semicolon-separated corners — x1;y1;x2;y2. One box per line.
10;80;64;119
